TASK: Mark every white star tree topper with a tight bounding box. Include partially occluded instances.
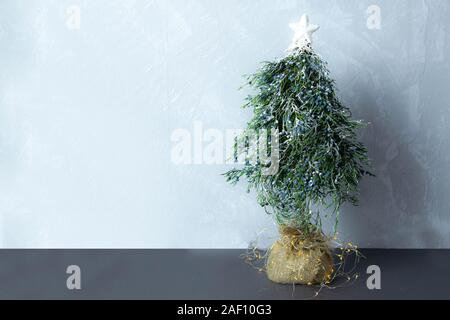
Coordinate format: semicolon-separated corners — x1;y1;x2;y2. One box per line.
288;14;319;51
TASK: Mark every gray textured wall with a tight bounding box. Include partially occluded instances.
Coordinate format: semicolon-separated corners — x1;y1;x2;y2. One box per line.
0;0;449;248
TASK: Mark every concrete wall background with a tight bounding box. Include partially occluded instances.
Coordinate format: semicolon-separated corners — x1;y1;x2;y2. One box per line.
0;0;449;248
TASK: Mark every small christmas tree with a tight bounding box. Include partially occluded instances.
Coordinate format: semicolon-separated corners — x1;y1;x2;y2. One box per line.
224;15;372;285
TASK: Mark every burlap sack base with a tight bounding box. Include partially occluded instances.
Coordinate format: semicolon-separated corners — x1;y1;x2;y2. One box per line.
266;240;333;285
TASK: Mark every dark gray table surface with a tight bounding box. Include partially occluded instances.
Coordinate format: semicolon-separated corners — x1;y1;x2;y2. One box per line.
0;249;448;300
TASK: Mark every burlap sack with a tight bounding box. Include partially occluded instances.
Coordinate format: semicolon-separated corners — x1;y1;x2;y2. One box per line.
266;227;333;285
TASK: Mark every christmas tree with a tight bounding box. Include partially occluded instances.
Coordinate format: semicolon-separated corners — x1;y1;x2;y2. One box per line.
224;15;372;284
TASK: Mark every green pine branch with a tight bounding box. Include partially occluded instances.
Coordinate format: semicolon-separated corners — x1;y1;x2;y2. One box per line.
224;47;373;236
